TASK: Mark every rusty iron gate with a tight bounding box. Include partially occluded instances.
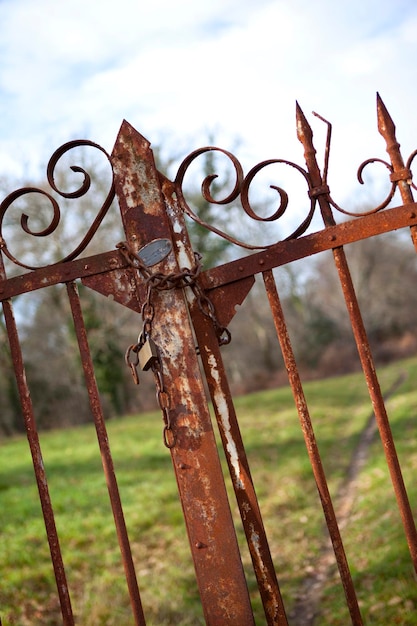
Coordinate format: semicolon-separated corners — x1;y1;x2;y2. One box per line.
1;94;417;625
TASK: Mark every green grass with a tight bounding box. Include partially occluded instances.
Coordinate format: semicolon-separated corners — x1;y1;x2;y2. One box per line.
1;357;417;624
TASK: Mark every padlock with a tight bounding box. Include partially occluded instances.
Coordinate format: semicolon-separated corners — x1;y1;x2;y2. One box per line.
139;337;159;371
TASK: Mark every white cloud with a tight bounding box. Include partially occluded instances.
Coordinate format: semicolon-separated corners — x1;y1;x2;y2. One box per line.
0;0;416;225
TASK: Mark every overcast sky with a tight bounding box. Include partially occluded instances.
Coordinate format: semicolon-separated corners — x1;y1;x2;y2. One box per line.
0;0;416;216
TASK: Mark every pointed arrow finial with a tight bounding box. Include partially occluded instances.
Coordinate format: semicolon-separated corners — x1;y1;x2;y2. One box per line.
296;101;314;148
377;92;396;144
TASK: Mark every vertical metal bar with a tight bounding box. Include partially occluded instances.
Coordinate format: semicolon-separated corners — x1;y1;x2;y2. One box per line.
66;281;146;626
332;243;417;572
163;178;288;625
297;103;417;574
1;297;74;626
111;122;255;626
376;94;415;220
263;269;363;625
194;308;289;626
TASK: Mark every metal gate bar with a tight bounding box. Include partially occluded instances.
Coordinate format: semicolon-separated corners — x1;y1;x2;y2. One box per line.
200;201;417;298
0;291;75;625
376;94;417;248
191;304;288;626
329;243;417;571
1;93;417;624
296;103;417;575
111;123;255;625
163;178;288;626
66;280;146;626
262;268;363;625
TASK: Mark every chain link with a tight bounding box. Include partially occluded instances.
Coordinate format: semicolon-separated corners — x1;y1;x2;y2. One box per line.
152;360;175;448
118;240;231;345
117;241;202;291
190;283;232;346
119;240;231;448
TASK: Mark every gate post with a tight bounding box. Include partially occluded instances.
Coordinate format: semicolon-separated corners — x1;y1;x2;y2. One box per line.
111;121;254;625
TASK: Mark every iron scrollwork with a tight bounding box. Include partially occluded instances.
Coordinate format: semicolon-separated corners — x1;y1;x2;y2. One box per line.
0;140;115;270
0;94;414;269
173;95;415;246
174;147;315;249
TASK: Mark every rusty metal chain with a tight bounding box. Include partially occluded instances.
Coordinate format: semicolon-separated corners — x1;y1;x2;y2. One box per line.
120;240;231;448
190;283;231;347
118;240;231;346
124;285;174;446
152;360;175;449
117;240;203;292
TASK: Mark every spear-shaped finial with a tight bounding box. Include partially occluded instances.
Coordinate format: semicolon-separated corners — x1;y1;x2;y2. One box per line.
377;92;397;146
296;101;336;226
377;92;414;203
296;101;324;188
296;101;314;150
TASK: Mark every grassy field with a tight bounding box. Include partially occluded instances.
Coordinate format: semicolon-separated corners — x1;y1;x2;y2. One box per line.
1;357;417;624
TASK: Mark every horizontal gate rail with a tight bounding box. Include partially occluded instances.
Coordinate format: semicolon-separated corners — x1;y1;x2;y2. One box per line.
1;200;417;303
200;200;417;293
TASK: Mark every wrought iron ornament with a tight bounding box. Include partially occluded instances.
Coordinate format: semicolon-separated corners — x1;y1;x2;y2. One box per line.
0;94;415;271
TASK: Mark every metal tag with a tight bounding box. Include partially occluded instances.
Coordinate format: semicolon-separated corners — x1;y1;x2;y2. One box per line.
137;239;172;268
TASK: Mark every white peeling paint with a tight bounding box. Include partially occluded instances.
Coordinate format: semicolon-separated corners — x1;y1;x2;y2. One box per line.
207;352;244;490
172;213;183;235
176;240;193;275
250;523;273;592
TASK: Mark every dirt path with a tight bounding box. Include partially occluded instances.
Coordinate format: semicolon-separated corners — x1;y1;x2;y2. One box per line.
288;372;407;626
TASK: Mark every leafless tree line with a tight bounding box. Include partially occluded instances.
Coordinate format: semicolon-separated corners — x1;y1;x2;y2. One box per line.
1;150;417;435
